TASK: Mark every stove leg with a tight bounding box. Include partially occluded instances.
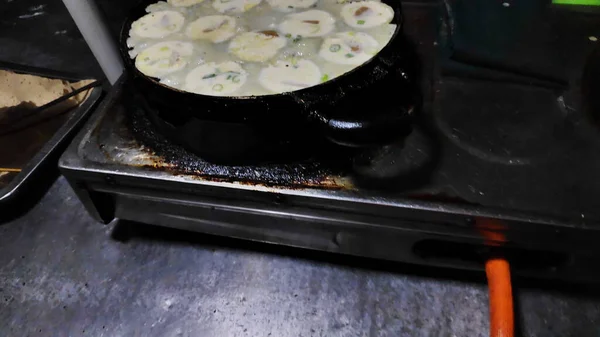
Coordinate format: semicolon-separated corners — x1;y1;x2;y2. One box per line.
69;180;115;224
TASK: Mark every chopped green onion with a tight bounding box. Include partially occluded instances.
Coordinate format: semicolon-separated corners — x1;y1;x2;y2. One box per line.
285;33;292;38
357;20;365;25
213;84;224;91
320;74;329;82
160;46;170;51
224;71;241;82
288;5;294;8
292;36;302;43
345;53;355;58
202;73;217;79
329;44;341;52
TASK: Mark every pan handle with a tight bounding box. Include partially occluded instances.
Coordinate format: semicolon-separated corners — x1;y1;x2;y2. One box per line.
311;98;416;148
316;58;418;147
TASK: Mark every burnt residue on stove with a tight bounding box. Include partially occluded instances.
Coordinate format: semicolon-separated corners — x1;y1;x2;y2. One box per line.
125;97;353;189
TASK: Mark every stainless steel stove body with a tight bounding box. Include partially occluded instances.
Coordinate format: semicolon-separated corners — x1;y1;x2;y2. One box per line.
59;75;600;282
60;2;600;282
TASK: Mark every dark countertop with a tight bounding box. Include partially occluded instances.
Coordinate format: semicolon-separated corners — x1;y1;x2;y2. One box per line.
1;0;600;336
1;177;600;337
0;0;134;77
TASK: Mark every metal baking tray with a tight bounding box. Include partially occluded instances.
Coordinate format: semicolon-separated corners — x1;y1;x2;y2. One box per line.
0;62;103;219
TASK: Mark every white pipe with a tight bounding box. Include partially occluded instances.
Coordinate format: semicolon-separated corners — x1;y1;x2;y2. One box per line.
61;0;124;84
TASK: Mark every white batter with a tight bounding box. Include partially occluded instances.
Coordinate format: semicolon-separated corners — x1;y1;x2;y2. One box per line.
130;11;186;39
186;15;237;43
229;31;288;62
128;0;397;96
278;10;336;38
319;31;379;65
212;0;263;13
135;41;194;77
267;0;318;12
259;59;322;92
167;0;205;7
340;1;394;29
184;61;248;95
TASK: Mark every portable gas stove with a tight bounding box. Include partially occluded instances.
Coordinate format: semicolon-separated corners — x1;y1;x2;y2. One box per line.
59;2;600;282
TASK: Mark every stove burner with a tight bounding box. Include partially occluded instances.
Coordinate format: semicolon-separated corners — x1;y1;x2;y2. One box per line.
352;121;441;191
434;79;577;165
124;90;354;188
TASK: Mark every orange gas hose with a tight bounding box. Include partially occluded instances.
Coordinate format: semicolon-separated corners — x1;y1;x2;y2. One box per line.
485;258;514;337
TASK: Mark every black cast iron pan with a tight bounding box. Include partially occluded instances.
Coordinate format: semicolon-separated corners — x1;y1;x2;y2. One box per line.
120;0;417;163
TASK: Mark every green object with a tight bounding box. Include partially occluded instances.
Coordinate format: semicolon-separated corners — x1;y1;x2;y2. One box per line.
552;0;600;5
